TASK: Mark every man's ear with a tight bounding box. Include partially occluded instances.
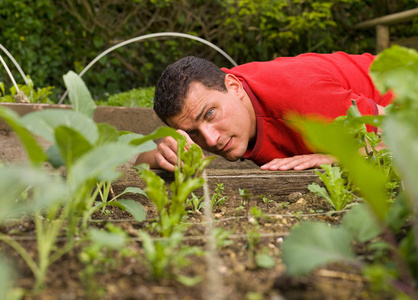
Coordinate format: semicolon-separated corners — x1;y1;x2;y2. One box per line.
225;74;245;98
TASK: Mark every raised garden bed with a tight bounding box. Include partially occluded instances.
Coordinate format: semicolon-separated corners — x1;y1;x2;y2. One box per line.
1;165;367;300
0;102;364;299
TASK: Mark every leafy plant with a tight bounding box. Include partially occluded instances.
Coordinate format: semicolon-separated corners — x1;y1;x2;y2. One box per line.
187;183;227;212
0;79;54;103
282;46;418;298
79;223;130;299
0;71;153;293
138;231;202;285
308;164;355;210
237;188;252;217
96;87;155;107
137;136;214;237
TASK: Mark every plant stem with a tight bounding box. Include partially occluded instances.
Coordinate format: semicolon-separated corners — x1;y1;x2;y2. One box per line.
0;234;39;279
383;228;418;298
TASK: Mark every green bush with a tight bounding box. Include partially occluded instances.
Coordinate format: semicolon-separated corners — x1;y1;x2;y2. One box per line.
1;0;417;102
95;87;154;108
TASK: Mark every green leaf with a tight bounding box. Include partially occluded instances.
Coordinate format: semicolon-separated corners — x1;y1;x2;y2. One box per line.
96;123;119;145
89;228;126;249
370;45;418;103
46;145;65;168
175;274;202;286
129;126;184;146
256;253;276;269
385;193;410;233
67;143;137;196
119;132;156;153
117;199;146;222
342;204;382;243
0;106;46;166
117;187;149;199
63;70;97;118
282;222;355;276
22;109;99;144
0;166;66;220
384;117;418;206
308;183;332;205
55;126;93;169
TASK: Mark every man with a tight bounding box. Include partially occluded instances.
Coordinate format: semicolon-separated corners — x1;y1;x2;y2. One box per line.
135;53;392;172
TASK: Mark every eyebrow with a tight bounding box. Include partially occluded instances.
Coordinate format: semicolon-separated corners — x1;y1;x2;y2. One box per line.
195;104;207;121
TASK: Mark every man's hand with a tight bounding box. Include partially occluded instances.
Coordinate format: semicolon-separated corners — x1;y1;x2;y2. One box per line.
135;129;198;172
260;154;335;171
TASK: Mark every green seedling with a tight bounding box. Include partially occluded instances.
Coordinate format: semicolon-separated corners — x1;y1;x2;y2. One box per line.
79;223;130;299
212;227;233;250
308;164;355;211
259;194;274;209
238;188;252;217
211;183;227;208
138;136;214;237
138;230;202;285
187;183;227;213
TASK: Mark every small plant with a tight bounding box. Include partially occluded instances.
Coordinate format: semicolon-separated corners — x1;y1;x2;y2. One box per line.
137;135;214;237
187;183;227;213
212;227;233;250
78;223;130;299
0;78;54;103
308;164;355;211
96;86;155;108
259;194;274;209
138;230;202;285
238;188;252;217
246;209;275;269
211;183;227;208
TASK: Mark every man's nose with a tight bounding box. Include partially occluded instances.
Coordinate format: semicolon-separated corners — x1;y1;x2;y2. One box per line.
201;125;219;148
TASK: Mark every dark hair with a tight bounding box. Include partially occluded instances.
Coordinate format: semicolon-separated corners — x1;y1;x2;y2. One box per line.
153;56;227;124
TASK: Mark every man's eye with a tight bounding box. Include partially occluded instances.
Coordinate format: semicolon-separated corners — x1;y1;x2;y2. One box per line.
186;130;197;136
206;109;214;118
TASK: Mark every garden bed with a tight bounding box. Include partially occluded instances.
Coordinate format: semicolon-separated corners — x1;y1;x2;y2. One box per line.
0;102;377;299
0;166;375;300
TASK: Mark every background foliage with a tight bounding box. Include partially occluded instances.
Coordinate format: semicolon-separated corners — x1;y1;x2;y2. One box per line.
0;0;417;102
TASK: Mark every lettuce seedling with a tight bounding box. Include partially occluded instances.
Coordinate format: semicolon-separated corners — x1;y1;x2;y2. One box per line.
138;133;214;237
308;164;355;211
138;231;203;284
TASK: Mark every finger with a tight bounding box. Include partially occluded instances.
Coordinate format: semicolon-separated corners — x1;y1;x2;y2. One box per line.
260;158;291;170
157;139;179;166
291;155;334;170
154;151;176;172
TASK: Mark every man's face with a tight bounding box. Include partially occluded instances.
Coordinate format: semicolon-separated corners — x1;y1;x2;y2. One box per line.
166;75;256;161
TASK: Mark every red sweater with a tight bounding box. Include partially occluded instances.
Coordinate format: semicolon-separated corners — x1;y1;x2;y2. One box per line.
222;52;393;166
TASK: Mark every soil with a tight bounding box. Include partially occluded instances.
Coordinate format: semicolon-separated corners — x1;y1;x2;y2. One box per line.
0;169;379;300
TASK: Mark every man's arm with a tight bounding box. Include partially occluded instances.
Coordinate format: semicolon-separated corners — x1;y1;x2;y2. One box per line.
260;104;387;171
134;129;196;172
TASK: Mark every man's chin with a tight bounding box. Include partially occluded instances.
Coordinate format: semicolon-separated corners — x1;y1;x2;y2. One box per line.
219;152;242;162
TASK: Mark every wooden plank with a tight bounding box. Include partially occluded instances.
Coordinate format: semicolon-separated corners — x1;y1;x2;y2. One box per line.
376;25;390;53
113;168;321;202
354;8;418;29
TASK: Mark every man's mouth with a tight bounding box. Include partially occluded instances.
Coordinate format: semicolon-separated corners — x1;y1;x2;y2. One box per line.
220;138;232;152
